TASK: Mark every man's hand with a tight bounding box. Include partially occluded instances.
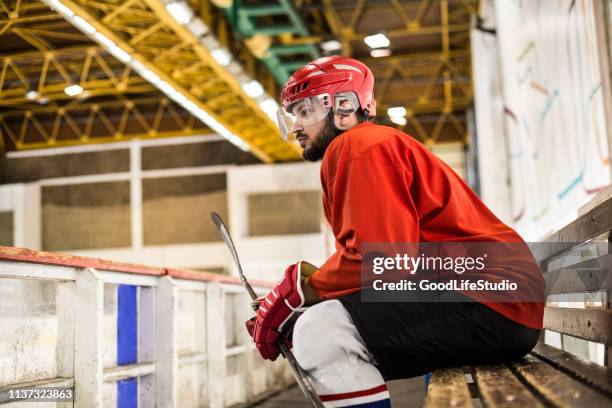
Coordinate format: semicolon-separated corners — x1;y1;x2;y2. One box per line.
246;261;318;361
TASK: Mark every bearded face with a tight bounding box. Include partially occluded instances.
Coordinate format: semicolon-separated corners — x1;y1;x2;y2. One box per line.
297;117;343;162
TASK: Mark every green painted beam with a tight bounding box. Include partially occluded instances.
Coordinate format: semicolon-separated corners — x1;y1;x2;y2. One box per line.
278;0;310;36
268;44;318;56
248;24;302;36
261;56;291;83
219;0;320;85
239;5;286;16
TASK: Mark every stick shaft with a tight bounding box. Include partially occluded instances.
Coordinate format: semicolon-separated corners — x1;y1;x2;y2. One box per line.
210;212;324;408
210;212;257;300
279;342;324;407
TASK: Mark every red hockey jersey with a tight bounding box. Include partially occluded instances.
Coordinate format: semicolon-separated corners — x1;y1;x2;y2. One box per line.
309;122;544;329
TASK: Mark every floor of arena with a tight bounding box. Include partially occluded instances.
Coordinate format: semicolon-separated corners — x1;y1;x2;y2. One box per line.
252;376;427;407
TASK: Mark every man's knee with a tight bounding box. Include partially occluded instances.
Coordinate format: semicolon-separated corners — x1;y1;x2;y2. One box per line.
292;300;347;369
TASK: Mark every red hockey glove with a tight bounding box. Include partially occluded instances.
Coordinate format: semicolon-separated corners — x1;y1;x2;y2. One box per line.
246;261;317;361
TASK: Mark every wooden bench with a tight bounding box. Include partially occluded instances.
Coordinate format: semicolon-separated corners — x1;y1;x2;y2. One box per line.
425;197;612;407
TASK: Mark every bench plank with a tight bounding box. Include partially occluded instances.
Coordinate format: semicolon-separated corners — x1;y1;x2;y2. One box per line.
510;355;611;407
544;307;612;344
544;254;612;294
536;196;612;261
425;368;472;408
530;342;612;397
473;365;543;407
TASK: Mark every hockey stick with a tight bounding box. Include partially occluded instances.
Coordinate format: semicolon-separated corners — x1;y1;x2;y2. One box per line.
210;212;324;408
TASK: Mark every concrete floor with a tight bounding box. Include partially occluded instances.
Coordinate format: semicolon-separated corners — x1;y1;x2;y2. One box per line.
252;376;427;407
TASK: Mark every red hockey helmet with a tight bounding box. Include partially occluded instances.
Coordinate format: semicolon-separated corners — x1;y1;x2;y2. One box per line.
277;56;376;140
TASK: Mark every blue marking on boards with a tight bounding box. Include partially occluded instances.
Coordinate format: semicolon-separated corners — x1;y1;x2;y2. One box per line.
118;284;138;365
117;377;137;408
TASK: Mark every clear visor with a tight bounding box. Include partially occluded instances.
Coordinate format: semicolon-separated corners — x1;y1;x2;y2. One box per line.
277;95;330;141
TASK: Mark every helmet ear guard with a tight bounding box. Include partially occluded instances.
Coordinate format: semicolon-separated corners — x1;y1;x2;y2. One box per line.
333;92;360;115
333;92;377;121
365;98;376;117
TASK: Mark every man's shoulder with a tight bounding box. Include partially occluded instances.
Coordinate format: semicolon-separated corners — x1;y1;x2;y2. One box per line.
329;122;418;160
344;122;402;142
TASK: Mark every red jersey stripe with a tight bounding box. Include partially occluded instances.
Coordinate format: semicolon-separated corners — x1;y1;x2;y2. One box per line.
319;384;388;402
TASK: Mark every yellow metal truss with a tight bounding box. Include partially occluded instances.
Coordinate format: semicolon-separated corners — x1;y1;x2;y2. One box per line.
54;0;299;162
0;0;211;151
320;0;472;53
0;0;477;154
0;95;208;148
401;110;468;146
312;0;477;144
0;46;155;105
367;50;472;115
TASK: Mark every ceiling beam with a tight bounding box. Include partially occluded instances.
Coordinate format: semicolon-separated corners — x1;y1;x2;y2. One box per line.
0;95;208;149
44;0;300;162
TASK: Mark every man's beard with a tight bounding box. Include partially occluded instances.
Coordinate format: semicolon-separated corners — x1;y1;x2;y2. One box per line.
300;118;342;162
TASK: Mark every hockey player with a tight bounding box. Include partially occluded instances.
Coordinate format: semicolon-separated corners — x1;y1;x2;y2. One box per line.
246;56;545;407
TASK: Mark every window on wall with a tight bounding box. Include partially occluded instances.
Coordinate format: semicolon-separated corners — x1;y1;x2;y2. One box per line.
247;191;322;236
0;211;13;246
141;140;259;170
142;173;227;245
6;149;130;183
42;181;131;251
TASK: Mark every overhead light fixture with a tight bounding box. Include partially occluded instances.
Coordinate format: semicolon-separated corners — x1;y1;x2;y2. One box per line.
107;44;131;63
154;78;175;95
25;90;39;101
370;48;391;58
321;40;342;52
168;90;187;105
130;60;145;72
242;80;264;98
72;15;96;35
93;32;114;50
47;0;74;17
186;18;208;37
388;106;407;126
210;48;232;66
227;61;242;76
387;106;407;118
26;89;48;104
364;33;390;49
166;1;194;25
93;32;131;63
139;69;162;86
389;116;407;126
64;84;83;96
258;98;279;122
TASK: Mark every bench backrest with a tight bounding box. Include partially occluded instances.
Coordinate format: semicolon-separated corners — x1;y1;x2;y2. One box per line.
535;196;611;368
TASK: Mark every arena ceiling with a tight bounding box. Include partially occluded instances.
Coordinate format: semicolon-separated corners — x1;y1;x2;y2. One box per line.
0;0;478;162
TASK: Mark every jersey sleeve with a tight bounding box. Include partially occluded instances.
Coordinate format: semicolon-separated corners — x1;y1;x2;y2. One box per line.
309;155;420;298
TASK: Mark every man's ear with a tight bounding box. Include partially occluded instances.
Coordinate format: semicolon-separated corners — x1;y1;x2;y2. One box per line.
335;111;360;130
